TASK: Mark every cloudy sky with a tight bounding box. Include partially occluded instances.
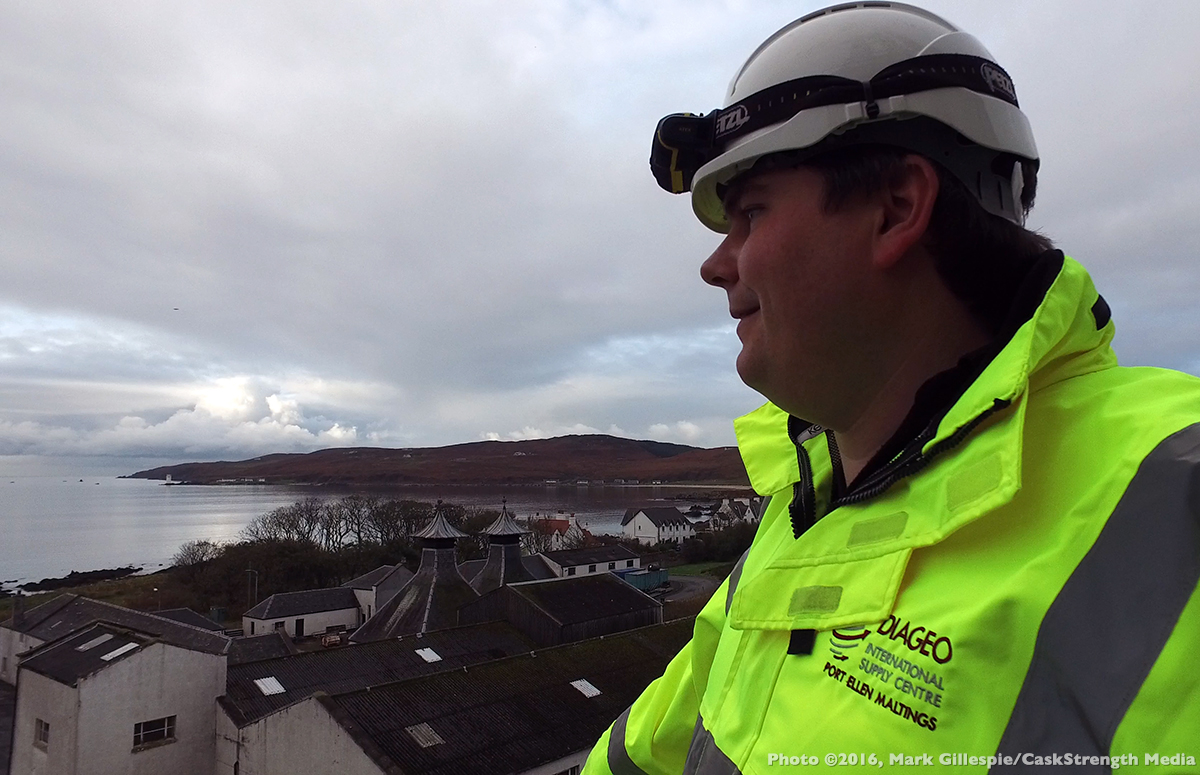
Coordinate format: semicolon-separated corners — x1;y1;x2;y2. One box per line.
1;1;1197;476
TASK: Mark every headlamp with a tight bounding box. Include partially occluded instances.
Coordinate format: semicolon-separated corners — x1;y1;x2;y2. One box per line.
649;53;1022;196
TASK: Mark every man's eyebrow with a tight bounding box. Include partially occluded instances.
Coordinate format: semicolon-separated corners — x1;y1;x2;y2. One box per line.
722;177;767;215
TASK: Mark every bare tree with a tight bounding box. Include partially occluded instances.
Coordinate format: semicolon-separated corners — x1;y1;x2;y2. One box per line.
337;495;378;547
171;539;221;567
316;500;350;552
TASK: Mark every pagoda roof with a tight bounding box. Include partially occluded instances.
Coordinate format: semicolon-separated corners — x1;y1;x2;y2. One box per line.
482;499;528;537
414;501;470;540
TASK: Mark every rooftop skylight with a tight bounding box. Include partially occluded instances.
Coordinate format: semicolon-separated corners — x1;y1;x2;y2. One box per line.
254;677;286;696
415;647;442;663
406;723;445;748
571;679;601;698
100;642;138;662
75;633;114;652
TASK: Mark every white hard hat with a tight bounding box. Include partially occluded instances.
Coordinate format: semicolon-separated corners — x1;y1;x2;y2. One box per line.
649;2;1039;231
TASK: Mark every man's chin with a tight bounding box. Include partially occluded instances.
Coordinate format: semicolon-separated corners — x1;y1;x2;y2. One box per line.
734;352;768;395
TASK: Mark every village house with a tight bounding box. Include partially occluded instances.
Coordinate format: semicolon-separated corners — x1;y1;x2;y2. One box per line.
523;513;588;552
541;546;641;578
242;587;363;639
620;506;695;545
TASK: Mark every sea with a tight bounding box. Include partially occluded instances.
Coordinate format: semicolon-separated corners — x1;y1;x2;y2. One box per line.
0;476;723;587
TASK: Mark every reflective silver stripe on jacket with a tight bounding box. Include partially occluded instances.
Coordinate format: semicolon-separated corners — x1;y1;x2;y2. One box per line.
995;423;1200;766
683;715;741;775
607;706;651;775
726;548;750;616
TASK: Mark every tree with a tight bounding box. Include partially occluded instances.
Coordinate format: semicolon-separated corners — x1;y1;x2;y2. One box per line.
172;539;221;567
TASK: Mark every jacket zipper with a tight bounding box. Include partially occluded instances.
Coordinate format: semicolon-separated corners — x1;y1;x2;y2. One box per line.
788;397;1012;534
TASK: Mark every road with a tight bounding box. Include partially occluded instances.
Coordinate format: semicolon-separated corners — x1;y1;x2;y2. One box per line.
663;574;721;604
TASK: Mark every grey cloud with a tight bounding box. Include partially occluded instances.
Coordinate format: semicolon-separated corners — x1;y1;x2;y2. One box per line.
1;0;1198;465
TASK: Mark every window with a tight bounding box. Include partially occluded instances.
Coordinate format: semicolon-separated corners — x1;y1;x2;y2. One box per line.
133;715;176;748
250;622;255;635
34;718;49;749
626;560;634;568
566;567;576;576
273;621;285;630
551;766;581;775
608;562;615;570
588;564;596;573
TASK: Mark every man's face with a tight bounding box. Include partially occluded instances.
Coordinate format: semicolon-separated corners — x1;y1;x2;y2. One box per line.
700;165;884;423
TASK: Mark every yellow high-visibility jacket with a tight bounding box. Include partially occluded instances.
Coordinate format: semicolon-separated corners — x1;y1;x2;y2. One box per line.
584;255;1200;773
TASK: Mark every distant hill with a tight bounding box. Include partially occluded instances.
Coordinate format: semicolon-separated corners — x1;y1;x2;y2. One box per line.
128;434;750;486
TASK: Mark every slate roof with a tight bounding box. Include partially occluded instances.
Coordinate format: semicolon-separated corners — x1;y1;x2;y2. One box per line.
221;621;536;727
414;502;470;540
480;501;527;537
544;545;640;568
228;632;298;666
621;506;690;528
342;565;399;590
351;546;478;642
508;574;660;626
243;588;361;620
458;555;556;582
156;607;224;631
1;594;229;655
317;618;694;775
20;623;158;687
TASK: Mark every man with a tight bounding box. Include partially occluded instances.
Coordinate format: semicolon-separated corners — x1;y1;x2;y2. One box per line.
585;3;1200;773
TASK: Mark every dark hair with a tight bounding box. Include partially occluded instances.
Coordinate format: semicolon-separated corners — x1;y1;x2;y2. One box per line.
805;146;1054;336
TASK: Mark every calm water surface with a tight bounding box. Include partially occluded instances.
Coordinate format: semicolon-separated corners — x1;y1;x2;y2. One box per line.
0;477;716;585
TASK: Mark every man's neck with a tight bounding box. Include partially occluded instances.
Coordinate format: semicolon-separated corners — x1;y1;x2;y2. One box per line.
834;304;991;487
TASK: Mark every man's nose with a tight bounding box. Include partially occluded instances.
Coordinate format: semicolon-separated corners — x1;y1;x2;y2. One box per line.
701;233;739;289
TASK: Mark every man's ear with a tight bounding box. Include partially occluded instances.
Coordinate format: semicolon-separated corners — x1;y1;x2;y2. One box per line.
872;155;939;270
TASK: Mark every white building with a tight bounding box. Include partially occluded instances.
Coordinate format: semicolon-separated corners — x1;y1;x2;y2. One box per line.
620;507;695;545
340;565;414;622
541;546;641;578
2;594;229;686
242;588;362;639
10;622;226;775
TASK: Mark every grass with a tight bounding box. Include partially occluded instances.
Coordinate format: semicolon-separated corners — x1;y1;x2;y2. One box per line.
0;573;174;622
668;560;737;580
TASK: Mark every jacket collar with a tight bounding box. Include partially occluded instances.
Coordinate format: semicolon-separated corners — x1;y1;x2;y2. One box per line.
728;254;1117;631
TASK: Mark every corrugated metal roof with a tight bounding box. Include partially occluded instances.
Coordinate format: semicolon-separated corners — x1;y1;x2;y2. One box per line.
508;574;660;626
319;618;694;775
243;587;360;620
228;632;298;666
221;620;536;727
2;594;229;655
